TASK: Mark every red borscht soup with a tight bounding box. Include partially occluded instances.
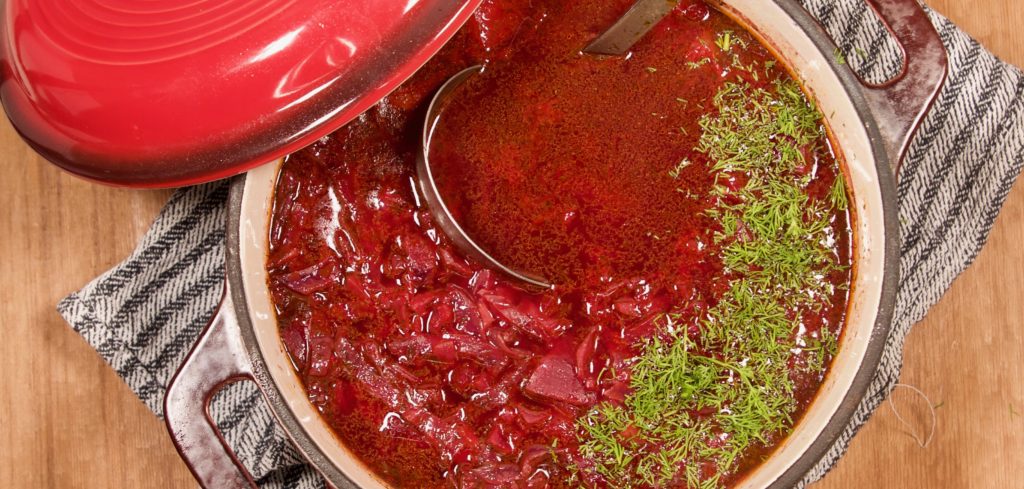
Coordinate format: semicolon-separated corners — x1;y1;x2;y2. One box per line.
267;1;852;487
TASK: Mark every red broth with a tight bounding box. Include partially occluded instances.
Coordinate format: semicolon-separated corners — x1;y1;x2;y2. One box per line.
267;1;852;488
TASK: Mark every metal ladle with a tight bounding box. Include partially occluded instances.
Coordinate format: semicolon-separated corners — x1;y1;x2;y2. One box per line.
416;0;681;288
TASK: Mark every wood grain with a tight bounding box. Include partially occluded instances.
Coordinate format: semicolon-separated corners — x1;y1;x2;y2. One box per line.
0;2;1021;488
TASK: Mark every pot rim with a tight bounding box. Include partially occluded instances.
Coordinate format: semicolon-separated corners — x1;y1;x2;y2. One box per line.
224;1;902;487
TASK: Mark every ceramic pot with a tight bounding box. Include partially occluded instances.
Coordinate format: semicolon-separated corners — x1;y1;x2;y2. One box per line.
164;1;948;487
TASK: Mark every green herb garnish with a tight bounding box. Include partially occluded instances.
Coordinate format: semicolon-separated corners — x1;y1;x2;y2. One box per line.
716;31;734;51
686;58;712;70
714;30;748;52
669;159;692;179
833;48;847;65
830;174;849;211
572;78;849;488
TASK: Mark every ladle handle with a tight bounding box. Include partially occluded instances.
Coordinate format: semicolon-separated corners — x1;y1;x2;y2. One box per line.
164;286;259;489
585;0;682;55
856;0;948;174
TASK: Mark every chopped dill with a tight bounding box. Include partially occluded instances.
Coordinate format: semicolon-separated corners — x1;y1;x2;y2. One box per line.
715;30;746;52
572;76;850;488
686;58;712;70
669;159;692;179
730;55;759;76
830;174;849;211
833;47;847;65
716;31;733;51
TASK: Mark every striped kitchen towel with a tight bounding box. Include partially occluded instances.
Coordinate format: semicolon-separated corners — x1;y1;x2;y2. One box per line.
57;1;1024;488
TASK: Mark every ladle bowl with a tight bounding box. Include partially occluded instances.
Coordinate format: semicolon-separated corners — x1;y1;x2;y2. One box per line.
414;0;683;288
415;65;554;288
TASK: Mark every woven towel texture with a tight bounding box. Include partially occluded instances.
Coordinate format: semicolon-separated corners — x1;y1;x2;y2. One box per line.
57;2;1024;488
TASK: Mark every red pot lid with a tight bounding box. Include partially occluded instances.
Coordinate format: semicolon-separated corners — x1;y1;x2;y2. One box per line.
0;0;481;187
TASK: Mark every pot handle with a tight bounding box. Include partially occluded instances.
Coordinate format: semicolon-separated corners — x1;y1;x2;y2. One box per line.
857;0;948;174
164;285;259;489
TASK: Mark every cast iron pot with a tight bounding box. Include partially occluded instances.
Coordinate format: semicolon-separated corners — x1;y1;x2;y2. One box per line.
164;0;948;487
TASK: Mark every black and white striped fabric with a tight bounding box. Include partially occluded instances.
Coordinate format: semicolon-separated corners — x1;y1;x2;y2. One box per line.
57;2;1024;488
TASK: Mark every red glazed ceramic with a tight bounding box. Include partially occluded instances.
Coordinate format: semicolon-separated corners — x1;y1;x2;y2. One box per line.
0;0;481;187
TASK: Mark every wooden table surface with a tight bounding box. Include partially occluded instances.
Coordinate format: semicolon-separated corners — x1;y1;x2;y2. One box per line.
1;2;1021;488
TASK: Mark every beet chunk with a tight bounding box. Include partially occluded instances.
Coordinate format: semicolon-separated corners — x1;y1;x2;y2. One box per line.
523;355;594;406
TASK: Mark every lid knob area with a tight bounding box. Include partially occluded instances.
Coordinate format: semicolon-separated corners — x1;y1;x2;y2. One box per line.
0;0;481;187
